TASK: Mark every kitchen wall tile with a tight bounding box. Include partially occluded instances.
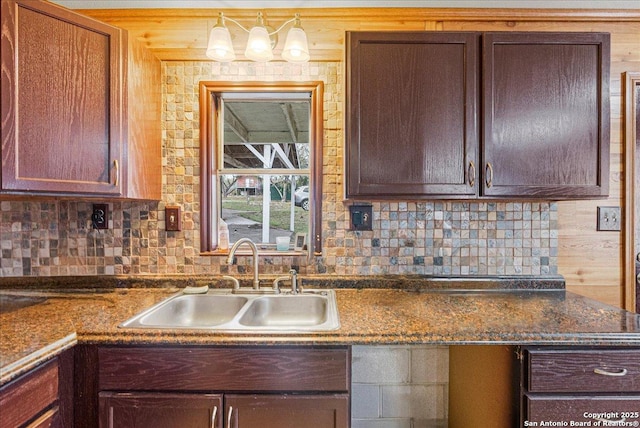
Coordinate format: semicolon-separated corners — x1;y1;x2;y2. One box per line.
0;61;557;278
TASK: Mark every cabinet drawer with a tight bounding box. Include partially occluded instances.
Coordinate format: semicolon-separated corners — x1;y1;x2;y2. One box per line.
525;394;640;424
527;348;640;392
99;346;350;392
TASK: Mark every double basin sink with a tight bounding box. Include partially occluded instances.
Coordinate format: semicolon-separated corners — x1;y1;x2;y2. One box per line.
120;289;340;333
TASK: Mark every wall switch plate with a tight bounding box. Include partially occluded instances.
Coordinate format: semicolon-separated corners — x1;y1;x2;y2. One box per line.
597;206;621;231
92;204;109;229
165;206;181;231
349;204;373;231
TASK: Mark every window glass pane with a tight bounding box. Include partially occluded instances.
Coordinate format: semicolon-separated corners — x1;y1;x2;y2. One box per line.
222;100;310;170
220;174;309;248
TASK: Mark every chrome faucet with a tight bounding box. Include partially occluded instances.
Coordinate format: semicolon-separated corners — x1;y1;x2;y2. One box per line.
272;269;299;294
226;238;260;290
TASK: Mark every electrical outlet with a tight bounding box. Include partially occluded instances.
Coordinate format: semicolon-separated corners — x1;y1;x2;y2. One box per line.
349;204;373;231
92;204;109;229
165;206;181;231
597;206;621;231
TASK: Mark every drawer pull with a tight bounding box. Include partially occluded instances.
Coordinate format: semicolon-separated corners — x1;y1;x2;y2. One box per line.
593;367;628;377
211;406;217;428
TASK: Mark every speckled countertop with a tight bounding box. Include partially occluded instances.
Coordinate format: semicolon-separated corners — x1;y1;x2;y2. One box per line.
2;275;640;385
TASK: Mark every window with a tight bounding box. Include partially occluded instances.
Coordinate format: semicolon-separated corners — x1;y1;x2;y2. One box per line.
199;82;323;255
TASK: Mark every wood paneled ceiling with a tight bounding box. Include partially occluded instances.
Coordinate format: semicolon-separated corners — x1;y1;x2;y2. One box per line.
59;6;639;61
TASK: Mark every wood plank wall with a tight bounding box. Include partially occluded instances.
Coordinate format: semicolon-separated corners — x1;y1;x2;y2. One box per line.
81;8;640;308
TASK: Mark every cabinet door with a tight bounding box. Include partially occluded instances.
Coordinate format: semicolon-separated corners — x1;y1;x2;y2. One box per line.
0;357;59;428
99;392;222;428
225;394;349;428
346;31;480;199
1;0;123;195
525;395;640;424
482;32;610;198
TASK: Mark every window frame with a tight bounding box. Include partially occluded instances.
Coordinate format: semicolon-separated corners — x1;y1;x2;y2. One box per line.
199;81;324;256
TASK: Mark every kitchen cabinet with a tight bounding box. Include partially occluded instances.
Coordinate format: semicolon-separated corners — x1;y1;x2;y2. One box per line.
346;31;610;200
482;32;610;198
0;0;161;199
88;346;350;428
0;350;73;428
99;393;222;428
99;392;349;428
346;31;480;199
521;346;640;425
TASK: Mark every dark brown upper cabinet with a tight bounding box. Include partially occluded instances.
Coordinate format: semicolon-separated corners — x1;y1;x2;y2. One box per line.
346;31;610;200
482;32;610;198
1;0;161;199
346;31;480;199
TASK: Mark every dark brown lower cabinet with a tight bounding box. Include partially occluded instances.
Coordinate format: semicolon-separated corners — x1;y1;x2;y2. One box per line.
99;393;222;428
0;359;60;428
93;346;351;428
522;347;640;426
225;394;349;428
98;392;349;428
525;395;640;422
0;348;73;428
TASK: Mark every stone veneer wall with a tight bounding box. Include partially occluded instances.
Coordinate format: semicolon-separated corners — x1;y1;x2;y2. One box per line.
0;61;557;278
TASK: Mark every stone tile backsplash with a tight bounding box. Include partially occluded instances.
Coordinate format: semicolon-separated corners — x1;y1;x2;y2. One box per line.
0;61;557;278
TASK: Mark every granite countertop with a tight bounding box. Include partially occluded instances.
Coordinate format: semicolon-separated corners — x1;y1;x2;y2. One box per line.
2;276;640;385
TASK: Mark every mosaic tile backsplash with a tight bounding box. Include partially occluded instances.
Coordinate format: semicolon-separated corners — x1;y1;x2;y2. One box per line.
0;61;557;278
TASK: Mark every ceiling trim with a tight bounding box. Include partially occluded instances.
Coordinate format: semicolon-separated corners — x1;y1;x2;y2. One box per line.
49;0;640;10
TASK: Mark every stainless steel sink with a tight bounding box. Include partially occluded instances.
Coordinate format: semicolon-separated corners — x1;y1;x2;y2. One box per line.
133;295;248;328
238;295;329;327
120;289;340;333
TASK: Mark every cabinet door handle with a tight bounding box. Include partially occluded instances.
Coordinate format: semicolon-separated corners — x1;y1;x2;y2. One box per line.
226;406;233;428
211;405;218;428
593;367;628;377
468;161;476;188
113;160;119;186
485;162;494;188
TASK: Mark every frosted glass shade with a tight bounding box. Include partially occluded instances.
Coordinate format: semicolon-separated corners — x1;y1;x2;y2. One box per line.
245;26;274;62
282;27;310;63
206;26;236;61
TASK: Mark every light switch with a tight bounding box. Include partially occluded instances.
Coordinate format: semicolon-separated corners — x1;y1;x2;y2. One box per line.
597;206;621;231
165;206;181;231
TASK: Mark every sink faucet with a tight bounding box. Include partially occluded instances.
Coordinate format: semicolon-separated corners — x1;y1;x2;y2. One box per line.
226;238;260;290
272;269;299;294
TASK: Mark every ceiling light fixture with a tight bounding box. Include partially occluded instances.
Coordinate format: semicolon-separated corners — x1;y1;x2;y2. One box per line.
206;12;310;63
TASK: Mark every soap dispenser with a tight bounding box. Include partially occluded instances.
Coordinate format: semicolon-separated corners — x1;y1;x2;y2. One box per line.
218;218;229;250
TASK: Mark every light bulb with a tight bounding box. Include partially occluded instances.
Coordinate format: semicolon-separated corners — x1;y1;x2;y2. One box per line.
245;26;273;62
282;26;310;63
206;14;235;62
